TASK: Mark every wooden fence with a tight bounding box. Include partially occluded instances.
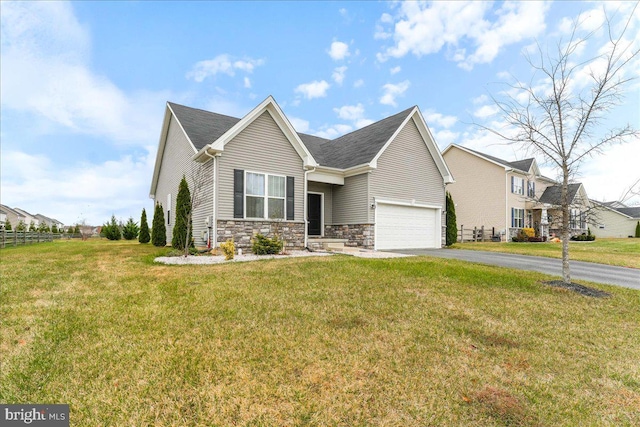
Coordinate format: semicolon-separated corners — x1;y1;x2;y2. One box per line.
458;225;501;243
0;231;67;248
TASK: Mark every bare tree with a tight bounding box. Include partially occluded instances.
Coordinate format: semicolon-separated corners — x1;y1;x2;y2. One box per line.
619;177;640;206
484;5;639;284
178;163;208;257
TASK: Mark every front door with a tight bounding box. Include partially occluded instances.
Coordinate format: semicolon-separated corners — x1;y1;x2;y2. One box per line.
307;193;322;236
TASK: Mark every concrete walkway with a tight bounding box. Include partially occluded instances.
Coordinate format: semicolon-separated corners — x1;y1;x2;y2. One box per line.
394;249;640;290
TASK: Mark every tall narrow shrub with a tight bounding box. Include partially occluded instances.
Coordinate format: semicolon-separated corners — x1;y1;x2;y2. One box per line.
139;208;150;243
636;221;640;238
172;176;193;250
445;191;457;246
152;202;166;247
4;221;12;231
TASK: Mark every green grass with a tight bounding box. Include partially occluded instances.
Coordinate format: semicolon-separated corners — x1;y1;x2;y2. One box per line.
452;238;640;268
1;240;639;426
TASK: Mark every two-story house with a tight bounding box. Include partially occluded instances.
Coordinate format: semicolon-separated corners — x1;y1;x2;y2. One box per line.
443;144;590;240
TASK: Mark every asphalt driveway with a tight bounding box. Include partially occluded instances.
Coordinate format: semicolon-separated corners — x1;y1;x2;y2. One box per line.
396;249;640;290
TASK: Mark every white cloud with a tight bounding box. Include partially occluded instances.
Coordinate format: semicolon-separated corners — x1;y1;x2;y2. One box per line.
295;80;330;99
328;41;350;60
314;124;353;139
0;1;167;144
376;1;550;69
424;110;458;128
334;103;365;121
288;116;310;133
353;79;364;88
186;54;264;82
390;66;402;74
244;77;251;89
473;104;499;119
0;149;155;226
332;66;347;85
380;80;411;107
433;129;460;148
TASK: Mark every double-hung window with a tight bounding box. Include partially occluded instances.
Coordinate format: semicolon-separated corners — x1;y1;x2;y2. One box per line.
245;172;285;219
527;180;535;198
511;176;524;195
511;208;524;228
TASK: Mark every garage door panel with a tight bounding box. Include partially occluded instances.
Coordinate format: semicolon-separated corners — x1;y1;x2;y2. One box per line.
376;203;437;250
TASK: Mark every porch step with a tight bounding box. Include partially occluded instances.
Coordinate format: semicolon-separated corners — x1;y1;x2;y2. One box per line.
308;238;348;251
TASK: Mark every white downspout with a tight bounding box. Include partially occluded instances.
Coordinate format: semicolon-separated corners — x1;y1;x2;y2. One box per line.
303;166;316;249
204;148;220;248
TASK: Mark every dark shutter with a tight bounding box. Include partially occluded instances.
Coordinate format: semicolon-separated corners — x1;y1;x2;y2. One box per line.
511;208;515;228
234;169;244;218
286;176;294;220
511;176;514;193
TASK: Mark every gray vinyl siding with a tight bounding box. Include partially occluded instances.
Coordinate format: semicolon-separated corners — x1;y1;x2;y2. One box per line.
332;173;370;224
217;111;305;221
369;118;445;222
154;115;197;244
308;182;332;225
191;160;213;246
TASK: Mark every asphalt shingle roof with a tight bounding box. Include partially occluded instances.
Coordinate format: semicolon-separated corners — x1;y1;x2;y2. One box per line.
614;207;640;218
463;146;535;173
168;102;241;151
167;102;415;169
539;183;582;205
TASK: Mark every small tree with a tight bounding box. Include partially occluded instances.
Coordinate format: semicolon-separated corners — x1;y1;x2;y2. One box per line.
122;217;140;240
38;222;50;233
485;7;639;284
74;224;81;234
16;220;26;232
636;221;640;238
51;223;58;234
152;202;166;247
172;175;193;251
4;220;12;231
29;221;36;232
102;215;122;240
445;191;457;246
139;208;150;243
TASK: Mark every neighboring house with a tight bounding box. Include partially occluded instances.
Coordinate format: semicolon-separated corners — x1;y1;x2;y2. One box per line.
0;204;26;228
0;209;6;229
150;96;453;251
13;208;39;229
442;144;590;240
589;201;640;238
34;214;64;230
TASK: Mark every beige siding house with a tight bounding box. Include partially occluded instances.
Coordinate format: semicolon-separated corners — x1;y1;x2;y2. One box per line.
150;96;453;251
443;144;590;240
590;202;640;238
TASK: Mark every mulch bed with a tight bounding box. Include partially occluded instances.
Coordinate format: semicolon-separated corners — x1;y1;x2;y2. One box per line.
543;280;611;298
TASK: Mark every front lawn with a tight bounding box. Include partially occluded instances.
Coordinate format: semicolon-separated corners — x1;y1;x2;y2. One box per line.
452;238;640;268
1;240;638;426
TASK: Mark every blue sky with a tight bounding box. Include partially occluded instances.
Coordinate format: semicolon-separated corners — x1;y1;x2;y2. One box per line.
1;1;638;226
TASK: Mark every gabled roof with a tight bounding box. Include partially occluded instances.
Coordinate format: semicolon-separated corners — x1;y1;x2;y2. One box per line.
150;97;454;196
167;102;240;151
13;207;36;218
591;200;640;219
539;183;584;205
304;107;415;169
0;204;22;217
443;144;539;175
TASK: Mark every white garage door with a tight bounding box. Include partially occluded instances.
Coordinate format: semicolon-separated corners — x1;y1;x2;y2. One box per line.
376;203;439;250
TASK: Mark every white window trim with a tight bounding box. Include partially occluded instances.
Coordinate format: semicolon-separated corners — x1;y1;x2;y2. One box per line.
512;208;524;228
244;170;287;220
512;176;524;195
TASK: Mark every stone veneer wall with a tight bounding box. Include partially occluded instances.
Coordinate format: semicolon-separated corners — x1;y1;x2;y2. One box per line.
325;224;375;249
217;220;305;252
